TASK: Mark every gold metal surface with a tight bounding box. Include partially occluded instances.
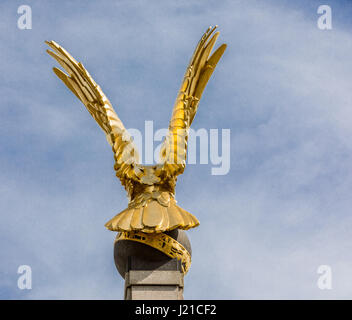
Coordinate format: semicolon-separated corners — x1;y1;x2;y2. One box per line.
116;231;192;274
46;26;226;234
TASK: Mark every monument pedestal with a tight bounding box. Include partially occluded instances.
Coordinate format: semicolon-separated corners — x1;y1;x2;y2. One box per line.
114;230;191;300
125;270;184;300
124;256;184;300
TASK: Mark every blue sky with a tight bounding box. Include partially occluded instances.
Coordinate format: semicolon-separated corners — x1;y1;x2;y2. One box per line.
1;0;352;299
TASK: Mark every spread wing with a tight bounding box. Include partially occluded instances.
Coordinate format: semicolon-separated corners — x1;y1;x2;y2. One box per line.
159;26;227;176
45;40;141;184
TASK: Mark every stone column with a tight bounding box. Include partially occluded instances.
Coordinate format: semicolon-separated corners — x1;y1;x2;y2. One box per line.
114;229;191;300
124;258;184;300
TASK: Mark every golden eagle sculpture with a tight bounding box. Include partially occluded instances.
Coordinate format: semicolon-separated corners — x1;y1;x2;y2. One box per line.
46;26;226;235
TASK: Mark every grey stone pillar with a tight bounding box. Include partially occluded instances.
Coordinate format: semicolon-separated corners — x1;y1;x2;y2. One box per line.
114;229;191;300
124;256;184;300
125;270;184;300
